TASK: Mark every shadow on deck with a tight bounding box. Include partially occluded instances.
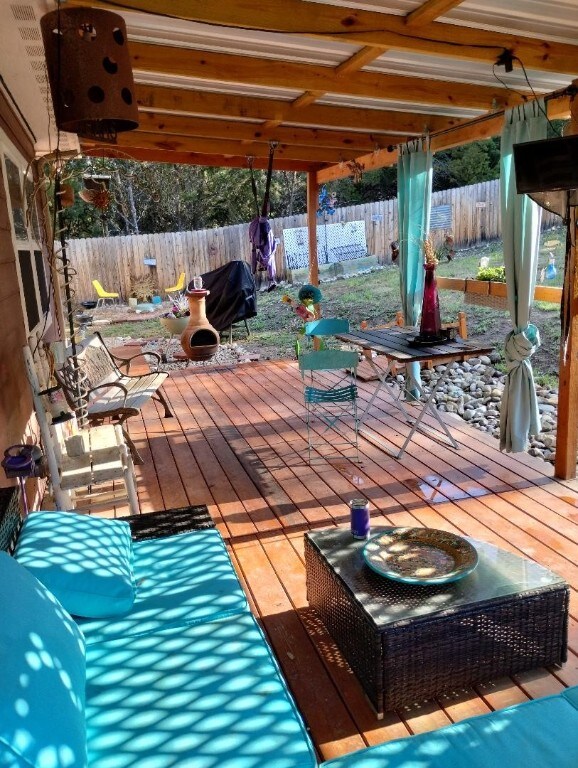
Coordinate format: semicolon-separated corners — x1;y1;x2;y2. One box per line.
105;358;578;760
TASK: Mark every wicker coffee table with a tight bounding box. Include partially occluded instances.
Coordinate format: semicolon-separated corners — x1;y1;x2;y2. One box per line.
305;527;569;716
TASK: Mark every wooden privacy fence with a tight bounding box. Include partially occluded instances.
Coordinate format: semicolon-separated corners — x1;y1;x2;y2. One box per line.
67;179;560;302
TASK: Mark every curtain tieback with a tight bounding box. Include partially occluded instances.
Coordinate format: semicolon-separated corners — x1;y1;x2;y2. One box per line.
504;325;541;371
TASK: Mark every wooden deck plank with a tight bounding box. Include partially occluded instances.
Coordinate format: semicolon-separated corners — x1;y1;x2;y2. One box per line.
260;361;519;508
101;358;578;759
265;365;578;586
233;536;366;761
171;371;276;538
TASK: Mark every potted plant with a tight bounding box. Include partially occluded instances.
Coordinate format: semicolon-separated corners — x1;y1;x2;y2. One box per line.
128;273;158;305
159;294;190;336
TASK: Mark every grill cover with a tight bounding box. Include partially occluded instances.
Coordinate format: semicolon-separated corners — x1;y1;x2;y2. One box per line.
189;261;257;332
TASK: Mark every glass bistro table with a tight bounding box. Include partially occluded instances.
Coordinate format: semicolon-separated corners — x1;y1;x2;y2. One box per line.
305;527;569;717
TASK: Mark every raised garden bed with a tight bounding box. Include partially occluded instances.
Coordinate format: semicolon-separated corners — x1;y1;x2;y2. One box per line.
437;276;562;308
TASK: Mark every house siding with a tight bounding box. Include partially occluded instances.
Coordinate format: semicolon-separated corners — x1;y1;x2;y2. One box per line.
0;88;42;507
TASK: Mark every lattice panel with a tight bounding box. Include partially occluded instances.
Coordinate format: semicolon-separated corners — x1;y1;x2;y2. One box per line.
283;221;367;270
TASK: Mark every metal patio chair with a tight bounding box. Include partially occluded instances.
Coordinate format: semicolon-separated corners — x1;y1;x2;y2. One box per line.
298;318;360;463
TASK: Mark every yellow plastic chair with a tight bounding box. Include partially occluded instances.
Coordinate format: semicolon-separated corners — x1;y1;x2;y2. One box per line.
164;272;185;298
92;279;119;308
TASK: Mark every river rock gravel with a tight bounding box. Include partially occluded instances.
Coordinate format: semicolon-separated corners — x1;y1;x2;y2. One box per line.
416;355;558;464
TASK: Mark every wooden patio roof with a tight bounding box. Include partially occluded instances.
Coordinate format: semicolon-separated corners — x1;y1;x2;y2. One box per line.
36;0;576;178
101;356;578;760
4;1;578;469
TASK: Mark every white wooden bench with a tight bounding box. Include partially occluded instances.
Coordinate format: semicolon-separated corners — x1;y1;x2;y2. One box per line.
54;332;172;463
23;346;139;515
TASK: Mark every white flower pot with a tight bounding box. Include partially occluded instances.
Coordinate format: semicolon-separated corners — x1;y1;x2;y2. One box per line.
159;316;189;336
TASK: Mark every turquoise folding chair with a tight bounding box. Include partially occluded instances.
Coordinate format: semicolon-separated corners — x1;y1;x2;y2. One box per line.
298;318;360;463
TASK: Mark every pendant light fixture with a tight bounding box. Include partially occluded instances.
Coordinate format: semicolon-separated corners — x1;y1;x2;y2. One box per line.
41;5;139;142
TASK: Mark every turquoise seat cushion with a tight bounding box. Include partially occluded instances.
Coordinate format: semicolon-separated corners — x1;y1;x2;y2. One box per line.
85;611;316;768
14;511;135;618
0;552;86;768
562;685;578;709
320;689;578;768
78;529;248;644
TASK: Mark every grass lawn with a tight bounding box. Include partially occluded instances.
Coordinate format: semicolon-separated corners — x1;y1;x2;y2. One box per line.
98;225;565;385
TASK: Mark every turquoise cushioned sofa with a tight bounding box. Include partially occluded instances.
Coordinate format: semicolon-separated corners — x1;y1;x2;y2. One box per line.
82;528;316;768
320;687;578;768
3;492;578;768
0;499;316;768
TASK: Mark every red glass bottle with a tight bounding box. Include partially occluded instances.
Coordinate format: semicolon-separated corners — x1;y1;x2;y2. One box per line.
419;262;442;340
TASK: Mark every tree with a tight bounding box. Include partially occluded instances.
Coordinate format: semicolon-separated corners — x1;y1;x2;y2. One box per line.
59;135;509;239
60;158;310;237
433;138;501;190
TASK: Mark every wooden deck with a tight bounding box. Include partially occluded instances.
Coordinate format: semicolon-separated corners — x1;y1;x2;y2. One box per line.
107;357;578;763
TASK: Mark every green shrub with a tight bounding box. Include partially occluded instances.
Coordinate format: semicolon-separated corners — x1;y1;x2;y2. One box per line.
476;265;506;282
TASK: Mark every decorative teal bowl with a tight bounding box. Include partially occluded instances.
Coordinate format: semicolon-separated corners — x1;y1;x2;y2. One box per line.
363;527;478;585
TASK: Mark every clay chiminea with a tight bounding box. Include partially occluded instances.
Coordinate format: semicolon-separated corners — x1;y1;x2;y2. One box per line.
180;289;220;361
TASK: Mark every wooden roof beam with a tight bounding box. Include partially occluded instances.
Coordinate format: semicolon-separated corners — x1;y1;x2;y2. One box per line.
81;144;320;171
136;112;404;151
130;42;519;112
318;92;572;182
89;130;364;164
67;0;578;75
136;85;465;135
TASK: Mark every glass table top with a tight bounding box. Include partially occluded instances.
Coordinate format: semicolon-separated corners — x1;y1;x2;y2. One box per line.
306;526;567;628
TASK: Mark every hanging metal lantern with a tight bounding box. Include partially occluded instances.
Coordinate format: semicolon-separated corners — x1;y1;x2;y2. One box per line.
41;7;139;142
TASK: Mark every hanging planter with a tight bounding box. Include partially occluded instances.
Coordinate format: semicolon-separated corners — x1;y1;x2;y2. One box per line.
78;175;112;210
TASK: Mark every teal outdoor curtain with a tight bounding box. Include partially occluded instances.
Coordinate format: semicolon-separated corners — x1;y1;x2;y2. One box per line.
397;139;433;397
499;100;547;453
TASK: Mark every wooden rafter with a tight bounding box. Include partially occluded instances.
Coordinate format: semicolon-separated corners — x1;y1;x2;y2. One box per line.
405;0;465;28
266;47;384;141
317;93;573;182
232;47;384;153
81;145;321;172
135;112;404;152
335;46;384;76
83;131;364;164
135;85;466;136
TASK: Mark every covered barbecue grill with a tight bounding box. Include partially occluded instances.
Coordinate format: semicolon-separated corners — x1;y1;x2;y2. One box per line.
189;260;257;338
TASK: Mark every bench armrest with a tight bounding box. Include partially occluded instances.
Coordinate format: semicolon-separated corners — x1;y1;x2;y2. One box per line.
110;350;162;373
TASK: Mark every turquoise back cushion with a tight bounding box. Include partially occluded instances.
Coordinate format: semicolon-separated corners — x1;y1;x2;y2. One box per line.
14;511;135;618
320;690;578;768
0;552;86;767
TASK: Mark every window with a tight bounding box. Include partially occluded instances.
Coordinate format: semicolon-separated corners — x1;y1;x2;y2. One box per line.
5;157;28;240
19;250;40;332
34;249;50;314
2;146;51;336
